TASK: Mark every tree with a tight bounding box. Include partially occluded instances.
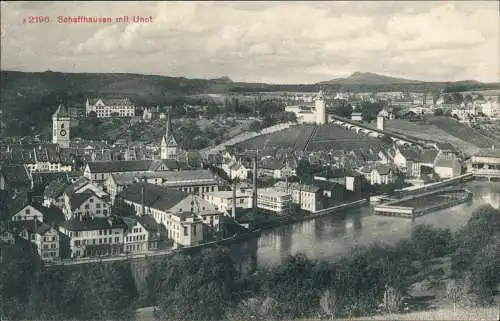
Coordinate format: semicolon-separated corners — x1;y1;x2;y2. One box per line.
154;247;237;321
88;111;97;118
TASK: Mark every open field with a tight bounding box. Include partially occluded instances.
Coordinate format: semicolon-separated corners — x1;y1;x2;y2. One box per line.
429;117;499;148
383;118;490;155
234;123;390;152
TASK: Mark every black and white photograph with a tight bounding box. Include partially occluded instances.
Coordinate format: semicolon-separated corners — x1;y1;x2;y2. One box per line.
1;1;499;320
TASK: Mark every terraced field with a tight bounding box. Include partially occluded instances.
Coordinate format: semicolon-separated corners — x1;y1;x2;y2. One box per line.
307;124;389;151
234;123;390;152
234;124;315;150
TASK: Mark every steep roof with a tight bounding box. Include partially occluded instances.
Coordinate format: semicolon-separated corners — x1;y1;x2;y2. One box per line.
69;190;96;210
53;104;69;118
397;148;420;161
1;164;31;185
61;216;127;232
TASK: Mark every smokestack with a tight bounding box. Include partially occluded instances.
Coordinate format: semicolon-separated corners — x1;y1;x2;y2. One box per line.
140;178;146;216
232;180;237;219
252;155;257;209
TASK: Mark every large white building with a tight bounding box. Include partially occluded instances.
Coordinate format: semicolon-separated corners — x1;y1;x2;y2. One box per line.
86;98;135;118
118;183;215;247
256;188;292;214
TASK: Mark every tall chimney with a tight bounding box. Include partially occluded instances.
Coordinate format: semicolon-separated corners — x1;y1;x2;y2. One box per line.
252;155;257;209
232;180;237;218
140;178;146;216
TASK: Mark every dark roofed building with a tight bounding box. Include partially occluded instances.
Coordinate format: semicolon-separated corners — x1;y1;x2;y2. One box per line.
118;183;188;214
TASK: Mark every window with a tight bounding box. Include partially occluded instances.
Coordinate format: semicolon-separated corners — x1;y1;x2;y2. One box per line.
96;203;101;208
115;237;119;243
99;238;102;244
96;210;100;214
109;237;112;243
89;198;94;203
51;244;56;249
103;210;108;215
84;204;89;209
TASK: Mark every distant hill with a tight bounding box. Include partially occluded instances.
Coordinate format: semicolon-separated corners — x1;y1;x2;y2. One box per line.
1;69;499;136
210;76;233;84
320;72;424;85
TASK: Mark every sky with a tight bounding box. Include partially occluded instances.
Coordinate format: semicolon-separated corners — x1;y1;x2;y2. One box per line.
1;1;499;84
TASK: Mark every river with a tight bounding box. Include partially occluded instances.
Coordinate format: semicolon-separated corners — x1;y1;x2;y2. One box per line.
255;181;500;268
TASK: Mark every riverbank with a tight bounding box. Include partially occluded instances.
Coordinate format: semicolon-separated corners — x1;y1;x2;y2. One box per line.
239;199;368;232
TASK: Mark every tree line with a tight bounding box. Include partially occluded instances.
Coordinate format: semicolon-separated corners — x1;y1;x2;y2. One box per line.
1;204;498;320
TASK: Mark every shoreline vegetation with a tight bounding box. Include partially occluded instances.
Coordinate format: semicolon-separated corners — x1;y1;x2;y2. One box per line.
3;203;498;321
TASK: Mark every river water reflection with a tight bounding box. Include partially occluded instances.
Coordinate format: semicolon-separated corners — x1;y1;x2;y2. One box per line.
255;181;500;268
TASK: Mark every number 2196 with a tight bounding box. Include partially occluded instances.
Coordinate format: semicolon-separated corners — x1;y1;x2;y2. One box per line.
28;16;50;23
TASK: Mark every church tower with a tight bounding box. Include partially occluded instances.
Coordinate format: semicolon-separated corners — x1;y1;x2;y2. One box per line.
52;104;70;148
161;108;179;159
315;90;327;124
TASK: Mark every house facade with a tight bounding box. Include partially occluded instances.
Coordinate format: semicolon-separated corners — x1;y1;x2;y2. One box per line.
59;217;127;258
10;204;46;222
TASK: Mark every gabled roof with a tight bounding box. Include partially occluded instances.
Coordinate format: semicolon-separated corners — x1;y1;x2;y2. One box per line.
397;148;420;161
70;190;96;210
9;202;50;218
118;183;189;212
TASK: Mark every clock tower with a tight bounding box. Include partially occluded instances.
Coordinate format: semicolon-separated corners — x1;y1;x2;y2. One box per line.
52;104;70;148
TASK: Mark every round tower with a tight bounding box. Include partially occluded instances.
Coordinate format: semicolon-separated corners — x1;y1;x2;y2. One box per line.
315;90;326;124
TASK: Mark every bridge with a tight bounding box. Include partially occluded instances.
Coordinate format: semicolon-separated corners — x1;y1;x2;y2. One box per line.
328;114;422;146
